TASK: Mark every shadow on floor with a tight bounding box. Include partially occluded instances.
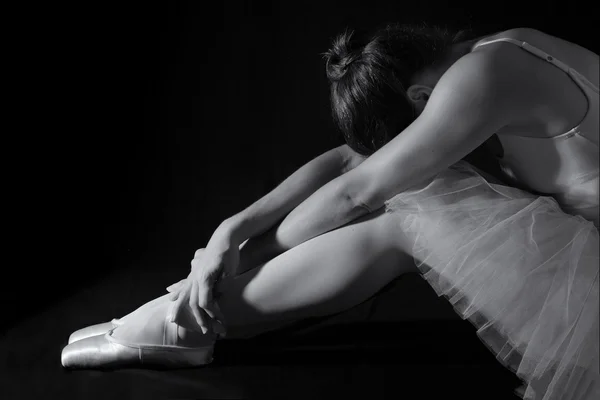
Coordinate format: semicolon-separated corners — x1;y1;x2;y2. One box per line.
1;253;524;400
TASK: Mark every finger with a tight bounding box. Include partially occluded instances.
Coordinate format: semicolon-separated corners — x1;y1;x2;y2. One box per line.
204;309;227;334
198;281;225;332
166;279;186;292
200;285;219;321
203;305;216;320
204;302;227;336
171;284;189;323
214;276;227;300
169;283;186;301
198;279;214;319
212;301;227;326
171;291;184;322
211;319;227;337
190;280;207;334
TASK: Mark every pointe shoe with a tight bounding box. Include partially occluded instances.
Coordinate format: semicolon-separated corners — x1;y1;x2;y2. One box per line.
61;304;216;369
68;293;173;344
68;319;122;344
61;331;215;369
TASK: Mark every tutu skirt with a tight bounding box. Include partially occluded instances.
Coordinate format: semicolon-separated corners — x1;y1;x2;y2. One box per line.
384;161;599;400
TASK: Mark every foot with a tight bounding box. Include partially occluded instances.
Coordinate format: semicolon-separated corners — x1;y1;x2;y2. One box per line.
68;320;122;344
66;293;172;344
60;331;215;369
61;296;216;369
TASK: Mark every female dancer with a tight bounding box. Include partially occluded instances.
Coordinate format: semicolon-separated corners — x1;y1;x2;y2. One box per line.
62;25;598;400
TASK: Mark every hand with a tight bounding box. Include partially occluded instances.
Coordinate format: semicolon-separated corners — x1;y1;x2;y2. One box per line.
166;280;186;293
165;255;204;293
169;233;239;335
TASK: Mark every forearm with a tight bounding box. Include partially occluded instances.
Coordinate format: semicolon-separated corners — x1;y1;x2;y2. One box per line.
226;171;370;273
261;173;370;254
223;145;348;246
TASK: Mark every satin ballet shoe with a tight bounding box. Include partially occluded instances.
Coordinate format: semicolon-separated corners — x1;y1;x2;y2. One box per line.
67;319;122;344
60;331;215;369
67;292;173;344
61;303;216;369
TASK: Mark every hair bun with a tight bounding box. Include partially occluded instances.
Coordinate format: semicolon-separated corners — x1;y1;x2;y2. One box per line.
323;30;360;82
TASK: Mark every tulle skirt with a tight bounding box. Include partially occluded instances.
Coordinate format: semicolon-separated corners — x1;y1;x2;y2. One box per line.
383;161;599;400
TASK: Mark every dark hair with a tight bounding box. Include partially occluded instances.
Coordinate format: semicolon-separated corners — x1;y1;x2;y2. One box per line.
324;23;475;156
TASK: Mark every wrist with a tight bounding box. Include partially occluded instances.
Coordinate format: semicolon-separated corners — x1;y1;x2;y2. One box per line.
218;214;248;246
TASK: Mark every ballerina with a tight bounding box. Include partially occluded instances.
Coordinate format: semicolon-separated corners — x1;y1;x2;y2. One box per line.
62;24;599;400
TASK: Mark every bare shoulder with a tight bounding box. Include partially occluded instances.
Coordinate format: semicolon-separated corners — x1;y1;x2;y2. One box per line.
497;27;546;41
479;27;570;45
436;45;536;107
422;43;541;133
450;29;563;101
501;27;597;54
465;27;598;137
475;27;598;85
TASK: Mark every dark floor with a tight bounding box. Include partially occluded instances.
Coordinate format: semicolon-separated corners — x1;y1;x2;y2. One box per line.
1;250;525;400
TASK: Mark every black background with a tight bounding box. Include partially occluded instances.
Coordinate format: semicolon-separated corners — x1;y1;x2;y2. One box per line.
8;0;598;332
3;1;598;399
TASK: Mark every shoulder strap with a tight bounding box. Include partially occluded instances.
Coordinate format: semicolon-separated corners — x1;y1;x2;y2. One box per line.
474;37;571;74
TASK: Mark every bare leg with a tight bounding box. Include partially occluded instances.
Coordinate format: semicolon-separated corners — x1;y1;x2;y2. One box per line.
215;207;417;338
61;208;418;367
66;207;416;344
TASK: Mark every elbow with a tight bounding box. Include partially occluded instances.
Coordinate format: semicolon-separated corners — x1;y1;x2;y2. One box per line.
339;172;378;216
353;189;382;215
343;189;373;218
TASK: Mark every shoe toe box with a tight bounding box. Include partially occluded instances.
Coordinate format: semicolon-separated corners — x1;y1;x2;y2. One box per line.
61;334;134;369
67;322;116;344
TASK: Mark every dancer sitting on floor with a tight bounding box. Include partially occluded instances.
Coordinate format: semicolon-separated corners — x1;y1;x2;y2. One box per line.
62;25;599;400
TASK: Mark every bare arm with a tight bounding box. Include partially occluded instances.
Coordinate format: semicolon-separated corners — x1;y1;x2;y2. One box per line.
241;48;538;254
222;144;366;248
172;144;366;329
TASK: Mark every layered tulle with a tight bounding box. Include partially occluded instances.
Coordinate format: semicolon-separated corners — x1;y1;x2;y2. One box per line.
384;161;599;400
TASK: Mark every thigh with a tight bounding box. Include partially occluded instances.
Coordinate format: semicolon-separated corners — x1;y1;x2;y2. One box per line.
237;206;415;274
219;207;417;323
